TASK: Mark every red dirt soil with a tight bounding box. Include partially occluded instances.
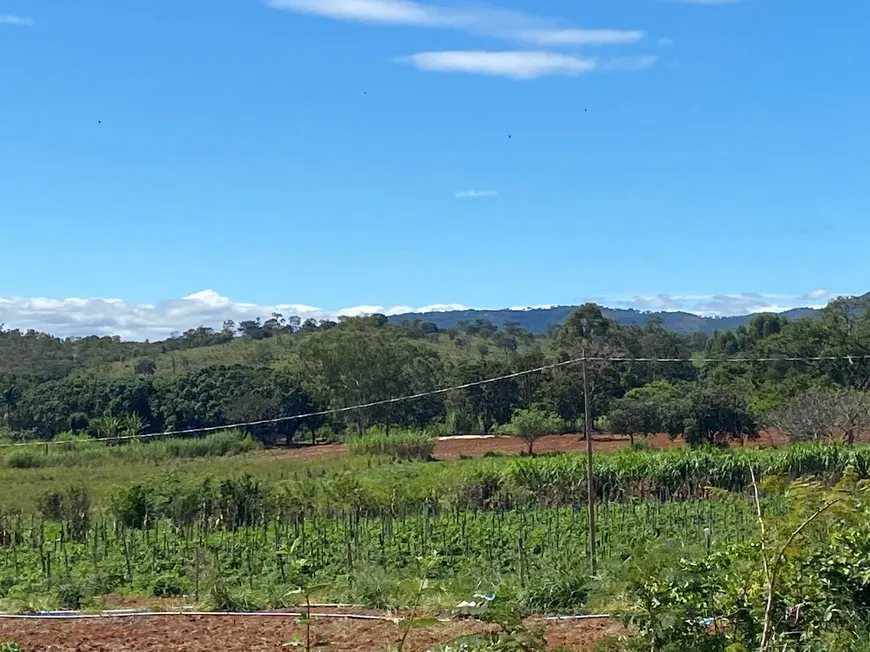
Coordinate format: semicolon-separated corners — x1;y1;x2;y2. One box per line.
0;615;621;651
265;431;789;463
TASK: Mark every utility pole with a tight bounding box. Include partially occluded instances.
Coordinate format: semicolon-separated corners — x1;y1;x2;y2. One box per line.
582;347;597;575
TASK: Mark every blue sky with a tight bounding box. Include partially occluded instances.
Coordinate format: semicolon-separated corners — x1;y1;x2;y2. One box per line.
1;0;869;337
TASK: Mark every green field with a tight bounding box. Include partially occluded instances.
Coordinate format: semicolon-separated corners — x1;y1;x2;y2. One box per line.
0;434;858;614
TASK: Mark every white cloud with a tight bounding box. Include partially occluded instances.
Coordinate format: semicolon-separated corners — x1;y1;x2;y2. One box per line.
398;51;598;79
513;28;644;47
0;289;840;341
657;37;675;46
268;0;643;47
455;190;498;198
268;0;444;25
621;294;685;312
0;290;471;340
509;304;556;311
802;288;829;301
599;55;658;72
615;291;837;317
0;15;33;26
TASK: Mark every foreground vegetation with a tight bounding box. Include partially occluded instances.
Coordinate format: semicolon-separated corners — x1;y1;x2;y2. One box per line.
0;441;866;633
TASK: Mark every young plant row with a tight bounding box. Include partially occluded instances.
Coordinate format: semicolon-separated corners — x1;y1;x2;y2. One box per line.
0;492;766;615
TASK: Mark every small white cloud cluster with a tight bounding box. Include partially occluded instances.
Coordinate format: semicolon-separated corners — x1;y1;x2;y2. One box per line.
0;290;468;341
269;0;661;79
455;189;498;198
0;15;33;26
615;290;833;316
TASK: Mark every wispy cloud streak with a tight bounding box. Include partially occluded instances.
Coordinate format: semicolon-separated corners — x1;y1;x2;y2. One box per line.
0;15;33;26
268;0;644;47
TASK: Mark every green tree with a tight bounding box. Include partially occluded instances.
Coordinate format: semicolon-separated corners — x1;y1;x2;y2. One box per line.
457;358;519;435
502;407;563;454
298;319;443;434
2;383;18;430
607;396;658;446
550;303;623;426
682;386;758;446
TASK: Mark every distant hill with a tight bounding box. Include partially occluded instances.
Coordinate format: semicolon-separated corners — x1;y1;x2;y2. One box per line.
388;305;823;336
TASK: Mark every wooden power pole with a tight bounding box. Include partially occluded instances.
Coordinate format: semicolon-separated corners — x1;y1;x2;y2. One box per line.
582;348;597;575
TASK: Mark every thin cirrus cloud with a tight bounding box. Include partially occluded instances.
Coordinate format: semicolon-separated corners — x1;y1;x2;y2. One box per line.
399;51;598;79
267;0;645;47
0;15;33;26
599;55;659;72
455;190;498;198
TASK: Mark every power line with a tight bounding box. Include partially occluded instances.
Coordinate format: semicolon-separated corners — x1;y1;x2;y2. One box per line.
2;352;869;450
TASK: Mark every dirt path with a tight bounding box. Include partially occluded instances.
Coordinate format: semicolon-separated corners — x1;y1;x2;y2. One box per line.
0;614;620;651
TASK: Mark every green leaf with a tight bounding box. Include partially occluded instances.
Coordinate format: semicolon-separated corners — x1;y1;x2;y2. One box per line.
409;617;440;629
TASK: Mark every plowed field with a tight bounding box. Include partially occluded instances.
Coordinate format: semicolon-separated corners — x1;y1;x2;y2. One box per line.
0;614;621;651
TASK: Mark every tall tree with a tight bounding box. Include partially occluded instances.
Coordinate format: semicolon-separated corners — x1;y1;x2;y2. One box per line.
681;386;758;447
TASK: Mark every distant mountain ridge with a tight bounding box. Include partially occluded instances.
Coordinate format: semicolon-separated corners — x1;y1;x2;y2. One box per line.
388;305;823;335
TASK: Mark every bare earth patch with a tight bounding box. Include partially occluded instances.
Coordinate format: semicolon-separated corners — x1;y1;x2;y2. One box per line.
0;614;622;651
266;431;789;463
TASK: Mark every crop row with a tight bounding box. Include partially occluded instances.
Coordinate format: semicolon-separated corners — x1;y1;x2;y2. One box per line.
0;495;771;613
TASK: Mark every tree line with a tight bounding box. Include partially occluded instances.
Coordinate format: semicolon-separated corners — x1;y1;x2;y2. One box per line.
2;297;870;446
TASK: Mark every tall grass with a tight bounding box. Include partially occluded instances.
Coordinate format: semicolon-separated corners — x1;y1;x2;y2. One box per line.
347;429;436;461
469;443;870;507
2;430;261;469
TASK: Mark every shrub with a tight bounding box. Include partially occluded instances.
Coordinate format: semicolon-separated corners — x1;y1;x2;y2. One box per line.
217;474;272;529
347;429;435;461
152;574;185;598
4;449;46;469
520;568;589;615
110;484;157;529
154;430;261;459
55;581;85;610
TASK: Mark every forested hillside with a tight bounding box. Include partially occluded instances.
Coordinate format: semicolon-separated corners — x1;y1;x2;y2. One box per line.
388;301;864;334
3;295;870;446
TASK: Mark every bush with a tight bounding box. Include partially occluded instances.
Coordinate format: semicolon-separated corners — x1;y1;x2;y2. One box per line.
37;486;93;540
153;430;261;459
520;569;589;615
110;484;157;529
217;474;272;529
55;581;85;610
4;449;46;469
347;429;435;461
152;574;185;598
3;430;259;470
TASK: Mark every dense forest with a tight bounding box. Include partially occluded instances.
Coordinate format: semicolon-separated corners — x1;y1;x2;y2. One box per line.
3;295;870;445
